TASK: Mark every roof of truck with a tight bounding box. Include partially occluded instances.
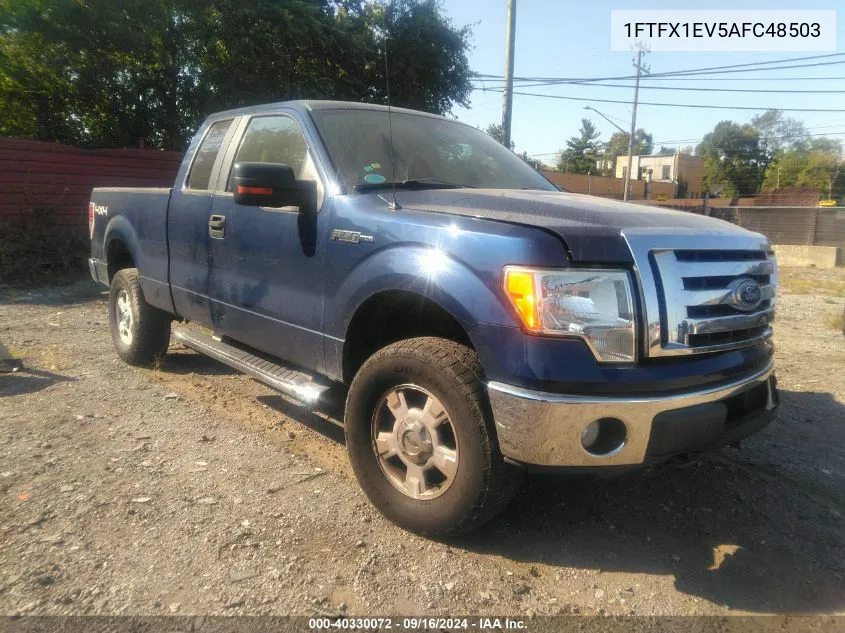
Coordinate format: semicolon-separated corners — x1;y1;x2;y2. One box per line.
211;100;448;121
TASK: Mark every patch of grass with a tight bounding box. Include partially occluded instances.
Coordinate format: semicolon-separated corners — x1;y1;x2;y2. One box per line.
778;269;845;297
829;311;845;332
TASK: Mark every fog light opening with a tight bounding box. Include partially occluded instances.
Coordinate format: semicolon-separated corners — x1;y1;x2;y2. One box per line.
581;418;627;456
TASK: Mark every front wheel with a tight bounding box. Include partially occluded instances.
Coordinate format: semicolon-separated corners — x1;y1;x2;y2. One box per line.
109;268;171;366
344;337;522;535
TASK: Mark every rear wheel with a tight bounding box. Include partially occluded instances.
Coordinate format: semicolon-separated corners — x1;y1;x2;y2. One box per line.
344;337;522;535
109;268;171;366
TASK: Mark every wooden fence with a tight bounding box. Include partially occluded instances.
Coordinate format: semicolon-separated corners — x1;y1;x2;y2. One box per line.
643;201;845;252
3;140;842;253
0;139;182;234
541;170;676;200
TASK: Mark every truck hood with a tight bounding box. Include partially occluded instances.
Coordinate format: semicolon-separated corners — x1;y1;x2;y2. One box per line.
394;188;753;264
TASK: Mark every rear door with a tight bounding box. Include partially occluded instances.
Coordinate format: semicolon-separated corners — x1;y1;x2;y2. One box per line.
167;117;239;323
205;111;331;373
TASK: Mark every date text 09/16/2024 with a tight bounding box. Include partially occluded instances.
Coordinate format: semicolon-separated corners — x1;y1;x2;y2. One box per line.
307;617;527;630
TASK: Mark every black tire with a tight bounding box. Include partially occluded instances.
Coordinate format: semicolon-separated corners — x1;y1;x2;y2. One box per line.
344;337;523;536
109;268;171;366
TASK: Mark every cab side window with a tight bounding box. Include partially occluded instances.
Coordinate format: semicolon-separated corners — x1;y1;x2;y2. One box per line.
187;119;232;190
227;116;310;191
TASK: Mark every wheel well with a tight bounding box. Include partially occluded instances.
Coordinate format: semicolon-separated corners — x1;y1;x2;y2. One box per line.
107;239;135;283
343;291;474;383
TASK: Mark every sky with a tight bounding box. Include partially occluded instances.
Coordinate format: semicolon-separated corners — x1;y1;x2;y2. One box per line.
440;0;845;165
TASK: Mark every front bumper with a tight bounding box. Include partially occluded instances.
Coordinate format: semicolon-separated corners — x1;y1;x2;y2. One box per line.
487;362;778;468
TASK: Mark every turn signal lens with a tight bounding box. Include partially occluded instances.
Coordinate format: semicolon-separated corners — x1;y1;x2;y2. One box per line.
504;268;539;331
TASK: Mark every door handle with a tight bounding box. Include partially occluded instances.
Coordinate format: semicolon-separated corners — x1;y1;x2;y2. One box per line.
209;214;225;238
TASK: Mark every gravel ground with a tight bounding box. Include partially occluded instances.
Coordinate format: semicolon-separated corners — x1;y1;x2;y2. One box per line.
1;266;844;617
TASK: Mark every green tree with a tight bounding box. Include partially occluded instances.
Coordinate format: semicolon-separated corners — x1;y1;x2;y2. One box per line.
484;122;514;150
0;0;473;150
519;151;543;170
810;137;843;156
751;109;808;157
557;118;602;174
696;121;766;197
762;150;809;191
657;145;676;154
378;0;472;115
797;149;844;200
761;138;843;199
606;129;653;160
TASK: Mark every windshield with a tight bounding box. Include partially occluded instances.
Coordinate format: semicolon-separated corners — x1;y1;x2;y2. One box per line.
311;108;557;194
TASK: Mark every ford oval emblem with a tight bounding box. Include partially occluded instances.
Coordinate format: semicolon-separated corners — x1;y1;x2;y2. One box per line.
732;279;763;312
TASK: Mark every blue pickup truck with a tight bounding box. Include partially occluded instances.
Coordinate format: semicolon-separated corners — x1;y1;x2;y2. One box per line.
88;101;779;535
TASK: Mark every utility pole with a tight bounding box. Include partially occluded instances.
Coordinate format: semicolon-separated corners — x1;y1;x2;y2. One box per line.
623;43;648;201
501;0;517;149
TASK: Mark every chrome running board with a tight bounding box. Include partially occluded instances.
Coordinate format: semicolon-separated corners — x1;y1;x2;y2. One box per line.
173;328;332;404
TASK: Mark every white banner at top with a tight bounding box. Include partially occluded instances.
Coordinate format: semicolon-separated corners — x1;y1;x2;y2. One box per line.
610;10;836;52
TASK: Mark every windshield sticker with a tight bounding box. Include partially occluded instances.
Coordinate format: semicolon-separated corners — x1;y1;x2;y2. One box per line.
364;173;386;184
363;162;382;172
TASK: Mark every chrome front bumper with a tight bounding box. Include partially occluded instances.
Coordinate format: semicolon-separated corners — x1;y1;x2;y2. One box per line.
487;362;777;468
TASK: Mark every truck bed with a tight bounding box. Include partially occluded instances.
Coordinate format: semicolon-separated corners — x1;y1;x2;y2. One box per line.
89;187;174;313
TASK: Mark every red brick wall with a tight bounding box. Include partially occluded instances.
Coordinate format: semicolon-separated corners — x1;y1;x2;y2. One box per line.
0;139;183;233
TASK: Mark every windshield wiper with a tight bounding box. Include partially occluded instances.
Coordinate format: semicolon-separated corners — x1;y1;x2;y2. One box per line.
354;178;475;192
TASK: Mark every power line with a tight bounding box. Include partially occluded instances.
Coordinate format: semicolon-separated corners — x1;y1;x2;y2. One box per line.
527;130;845;157
651;131;845;144
478;89;845;113
472;53;845;84
474;52;845;81
652;130;845;146
640;58;845;80
485;82;845;94
474;75;845;84
578;76;845;82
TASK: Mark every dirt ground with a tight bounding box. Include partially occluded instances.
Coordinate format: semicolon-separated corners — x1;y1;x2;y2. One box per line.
1;266;844;617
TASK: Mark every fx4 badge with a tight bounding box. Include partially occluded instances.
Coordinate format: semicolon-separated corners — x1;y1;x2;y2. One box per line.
330;229;374;244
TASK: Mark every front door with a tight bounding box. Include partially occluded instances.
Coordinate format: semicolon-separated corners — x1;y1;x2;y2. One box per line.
206;113;329;374
168;117;238;324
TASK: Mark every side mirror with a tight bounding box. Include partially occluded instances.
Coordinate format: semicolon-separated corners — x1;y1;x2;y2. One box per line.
232;162;316;212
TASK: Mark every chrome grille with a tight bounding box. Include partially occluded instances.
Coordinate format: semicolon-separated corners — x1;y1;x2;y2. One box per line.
653;249;776;353
622;230;777;358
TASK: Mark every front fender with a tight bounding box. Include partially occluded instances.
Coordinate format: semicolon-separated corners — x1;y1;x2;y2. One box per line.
325;244;515;340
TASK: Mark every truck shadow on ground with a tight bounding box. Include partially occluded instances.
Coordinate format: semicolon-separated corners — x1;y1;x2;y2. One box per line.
151;349;845;615
257;388;347;445
161;351;240;377
454;389;845;614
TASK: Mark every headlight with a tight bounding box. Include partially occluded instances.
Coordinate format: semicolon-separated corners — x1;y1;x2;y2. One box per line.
503;266;636;363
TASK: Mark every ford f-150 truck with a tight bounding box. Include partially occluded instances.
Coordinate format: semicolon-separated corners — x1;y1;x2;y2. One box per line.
88;101;779;535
